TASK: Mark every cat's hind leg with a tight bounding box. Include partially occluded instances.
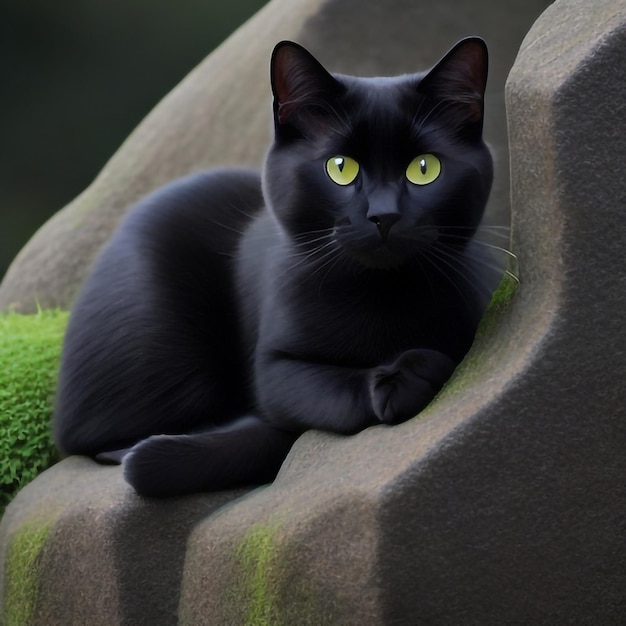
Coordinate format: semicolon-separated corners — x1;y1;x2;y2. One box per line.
123;416;299;497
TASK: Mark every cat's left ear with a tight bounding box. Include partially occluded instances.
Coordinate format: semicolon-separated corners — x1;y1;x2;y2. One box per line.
418;37;488;123
270;41;343;134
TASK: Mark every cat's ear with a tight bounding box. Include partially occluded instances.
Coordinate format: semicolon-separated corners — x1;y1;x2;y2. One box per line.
418;37;488;124
270;41;343;134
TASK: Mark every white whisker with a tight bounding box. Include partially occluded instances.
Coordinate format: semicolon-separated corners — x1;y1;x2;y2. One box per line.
276;234;341;280
314;253;348;294
442;235;518;263
418;249;474;308
424;243;502;303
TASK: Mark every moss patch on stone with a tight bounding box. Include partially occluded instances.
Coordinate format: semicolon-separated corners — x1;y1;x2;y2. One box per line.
235;524;283;626
4;518;54;625
425;273;519;405
474;271;519;341
0;310;68;516
233;522;323;625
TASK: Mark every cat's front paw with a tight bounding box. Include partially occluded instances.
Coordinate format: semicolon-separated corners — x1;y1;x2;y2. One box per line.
368;349;457;424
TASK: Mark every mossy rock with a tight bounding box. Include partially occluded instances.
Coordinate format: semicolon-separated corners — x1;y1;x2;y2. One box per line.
0;310;68;517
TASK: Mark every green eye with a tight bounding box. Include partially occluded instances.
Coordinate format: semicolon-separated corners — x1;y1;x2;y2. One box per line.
406;154;441;185
326;156;360;185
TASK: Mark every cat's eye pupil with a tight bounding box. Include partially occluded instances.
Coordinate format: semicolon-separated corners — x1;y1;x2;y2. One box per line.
406;154;441;186
326;156;359;185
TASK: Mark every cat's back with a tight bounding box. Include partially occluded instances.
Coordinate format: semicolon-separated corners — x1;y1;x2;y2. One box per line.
64;168;264;338
79;167;261;293
55;168;264;453
118;168;263;258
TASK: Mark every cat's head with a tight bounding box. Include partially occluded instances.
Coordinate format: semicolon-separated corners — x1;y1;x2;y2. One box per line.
263;38;493;270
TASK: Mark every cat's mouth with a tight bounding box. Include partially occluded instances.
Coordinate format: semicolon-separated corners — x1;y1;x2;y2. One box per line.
335;220;439;269
365;245;407;269
340;235;429;269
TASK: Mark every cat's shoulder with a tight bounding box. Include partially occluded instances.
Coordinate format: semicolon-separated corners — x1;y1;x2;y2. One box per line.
86;167;264;275
115;167;263;237
131;167;262;216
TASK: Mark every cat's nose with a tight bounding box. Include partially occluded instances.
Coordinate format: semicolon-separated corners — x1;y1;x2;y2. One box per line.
368;213;400;241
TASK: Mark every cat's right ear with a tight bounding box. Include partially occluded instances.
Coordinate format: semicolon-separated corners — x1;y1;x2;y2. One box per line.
418;37;489;126
270;41;343;136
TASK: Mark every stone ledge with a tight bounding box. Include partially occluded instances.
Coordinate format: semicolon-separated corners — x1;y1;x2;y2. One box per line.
0;457;247;625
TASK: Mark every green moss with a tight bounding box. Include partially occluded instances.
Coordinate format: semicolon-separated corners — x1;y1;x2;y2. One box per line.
474;271;519;341
426;273;519;404
233;523;323;625
0;310;69;516
235;524;282;626
4;519;54;625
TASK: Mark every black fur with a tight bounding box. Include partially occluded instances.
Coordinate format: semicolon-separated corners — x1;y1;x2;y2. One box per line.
54;38;501;497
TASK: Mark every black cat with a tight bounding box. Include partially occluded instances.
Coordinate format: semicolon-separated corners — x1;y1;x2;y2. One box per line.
54;38;502;497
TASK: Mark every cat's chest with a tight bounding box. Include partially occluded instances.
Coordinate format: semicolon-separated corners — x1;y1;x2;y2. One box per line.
275;275;447;366
245;227;479;365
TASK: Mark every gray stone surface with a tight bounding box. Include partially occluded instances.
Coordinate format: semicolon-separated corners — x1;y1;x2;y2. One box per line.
0;457;246;625
3;0;626;623
0;0;550;312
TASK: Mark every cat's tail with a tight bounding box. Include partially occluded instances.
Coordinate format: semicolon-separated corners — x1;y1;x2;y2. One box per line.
122;416;299;497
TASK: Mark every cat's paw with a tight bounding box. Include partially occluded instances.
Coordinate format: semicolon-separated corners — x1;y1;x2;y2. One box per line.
123;434;196;497
368;349;457;424
123;418;297;497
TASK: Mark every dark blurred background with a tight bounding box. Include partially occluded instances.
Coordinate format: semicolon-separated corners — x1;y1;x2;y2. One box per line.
0;0;268;281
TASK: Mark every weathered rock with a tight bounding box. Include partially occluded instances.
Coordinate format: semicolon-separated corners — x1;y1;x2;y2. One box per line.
0;0;550;312
0;457;247;625
3;0;626;623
